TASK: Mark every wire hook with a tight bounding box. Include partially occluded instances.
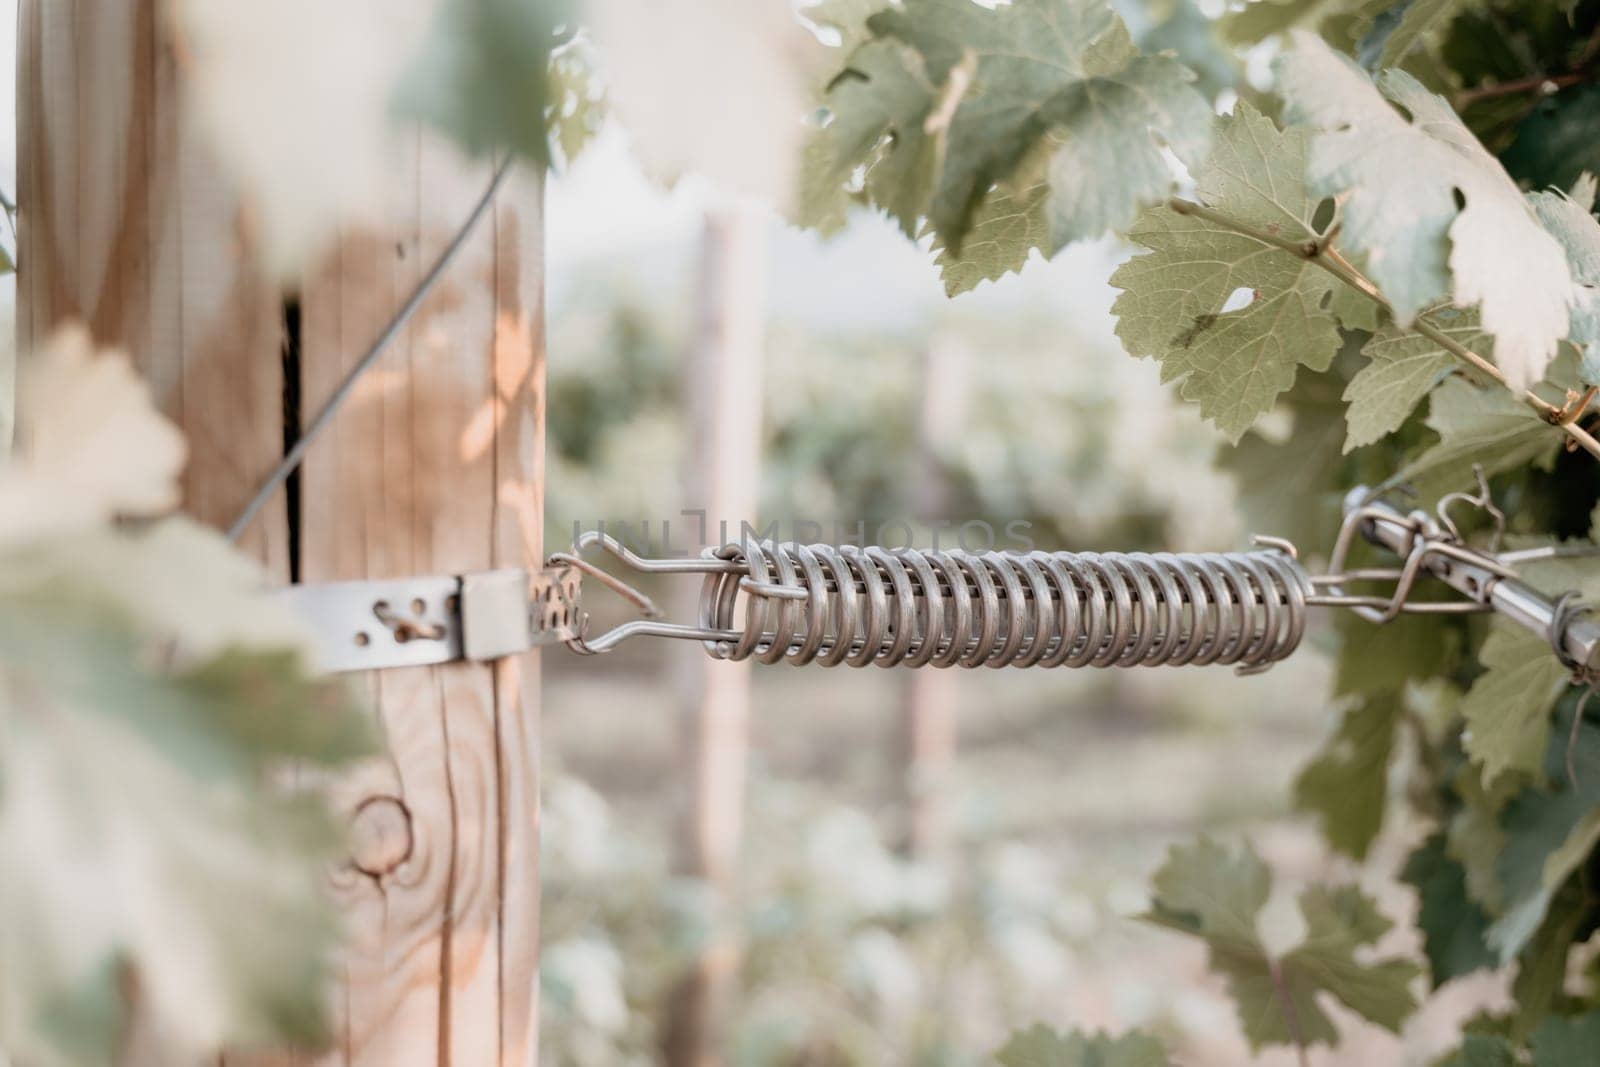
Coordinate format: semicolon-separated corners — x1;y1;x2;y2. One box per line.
545;532;746;655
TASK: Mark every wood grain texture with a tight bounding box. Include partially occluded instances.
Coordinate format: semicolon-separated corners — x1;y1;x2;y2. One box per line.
297;140;545;1067
19;5;545;1063
17;0;288;572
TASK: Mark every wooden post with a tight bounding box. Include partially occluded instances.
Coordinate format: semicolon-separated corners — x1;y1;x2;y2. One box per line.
663;206;768;1067
897;339;966;858
18;6;546;1065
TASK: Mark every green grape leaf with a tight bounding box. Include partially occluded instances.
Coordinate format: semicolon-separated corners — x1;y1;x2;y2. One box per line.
393;0;570;165
1462;546;1600;795
1529;181;1600;384
1218;0;1367;47
1334;610;1459;697
1112;104;1348;440
929;182;1050;296
1450;764;1513;914
1461;621;1571;789
1532;1011;1600;1066
1504;883;1593;1049
1344;311;1471;451
1505;86;1600;198
1278;33;1575;390
1389;374;1565;504
1217;355;1360;563
1489;703;1600;964
995;1024;1171;1066
1294;693;1402;859
1144;837;1420;1051
870;0;1212;253
1401;832;1498;986
0;574;372;1065
548;43;606;167
1510;879;1592;1041
176;649;372;767
1436;1033;1519;1067
0;336;375;1064
800;39;945;237
803;0;884;56
1139;0;1238;100
805;0;1214;258
1378;0;1473;67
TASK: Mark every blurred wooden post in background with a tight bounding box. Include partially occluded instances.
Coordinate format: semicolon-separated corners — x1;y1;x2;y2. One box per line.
664;206;768;1067
897;339;967;858
18;5;547;1064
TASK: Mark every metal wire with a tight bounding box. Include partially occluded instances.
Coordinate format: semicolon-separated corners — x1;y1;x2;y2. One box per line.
227;157;516;543
690;543;1312;672
548;481;1600;677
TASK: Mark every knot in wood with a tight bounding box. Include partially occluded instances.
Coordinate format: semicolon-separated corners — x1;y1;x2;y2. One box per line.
349;796;413;879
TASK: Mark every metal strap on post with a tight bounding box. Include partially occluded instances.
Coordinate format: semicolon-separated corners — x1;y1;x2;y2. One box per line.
278;565;579;673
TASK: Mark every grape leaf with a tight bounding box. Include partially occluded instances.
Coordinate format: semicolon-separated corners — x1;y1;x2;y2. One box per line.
1218;0;1375;47
1401;832;1498;986
1112;104;1349;440
1389;371;1566;503
3;326;186;547
870;0;1212;254
802;0;884;56
929;182;1050;296
995;1025;1171;1066
1504;86;1600;199
548;43;606;168
805;0;1212;261
1529;180;1600;384
1343;310;1471;451
1436;1033;1519;1067
394;0;569;165
1462;548;1600;792
1450;764;1512;914
1278;33;1575;390
1138;0;1239;101
1532;1012;1600;1066
1461;621;1571;789
1510;879;1592;1041
0;334;375;1064
1295;693;1402;860
1489;700;1600;964
1334;609;1459;697
800;39;945;237
1217;354;1365;563
1378;0;1473;67
1144;837;1420;1051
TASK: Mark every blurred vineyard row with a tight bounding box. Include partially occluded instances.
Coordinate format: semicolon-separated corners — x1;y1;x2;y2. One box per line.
542;265;1243;562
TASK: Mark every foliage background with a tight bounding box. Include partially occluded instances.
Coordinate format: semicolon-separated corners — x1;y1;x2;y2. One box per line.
536;131;1444;1065
4;0;1600;1061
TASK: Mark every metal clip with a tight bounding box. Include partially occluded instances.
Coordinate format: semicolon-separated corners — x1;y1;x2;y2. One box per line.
546;531;746;655
1313;477;1600;678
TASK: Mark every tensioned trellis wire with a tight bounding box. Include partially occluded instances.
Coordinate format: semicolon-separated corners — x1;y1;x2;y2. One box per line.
227;159;1600;697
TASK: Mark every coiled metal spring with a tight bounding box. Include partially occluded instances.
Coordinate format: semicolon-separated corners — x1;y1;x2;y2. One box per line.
695;543;1312;671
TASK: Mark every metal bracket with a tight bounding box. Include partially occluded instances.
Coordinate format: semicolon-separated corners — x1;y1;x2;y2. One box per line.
279;565;579;673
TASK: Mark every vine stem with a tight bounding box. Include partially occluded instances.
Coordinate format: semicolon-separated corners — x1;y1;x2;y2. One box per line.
1168;197;1600;462
1452;70;1584;108
1267;959;1312;1067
